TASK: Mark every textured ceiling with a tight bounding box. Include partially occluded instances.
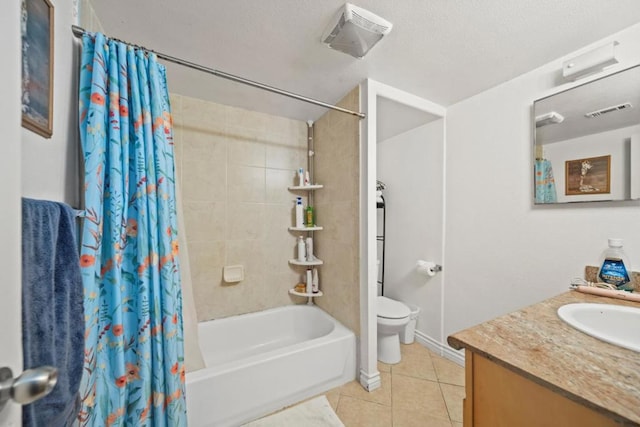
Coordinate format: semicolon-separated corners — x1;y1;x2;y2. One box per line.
91;0;640;123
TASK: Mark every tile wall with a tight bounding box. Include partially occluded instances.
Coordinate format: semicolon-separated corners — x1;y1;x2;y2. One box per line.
313;87;361;335
171;94;309;320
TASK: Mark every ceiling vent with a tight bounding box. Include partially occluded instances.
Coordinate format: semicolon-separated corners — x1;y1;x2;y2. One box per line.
322;3;393;59
584;102;633;118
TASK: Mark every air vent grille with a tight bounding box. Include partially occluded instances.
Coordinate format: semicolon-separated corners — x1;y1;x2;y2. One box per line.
351;10;390;34
584;102;633;118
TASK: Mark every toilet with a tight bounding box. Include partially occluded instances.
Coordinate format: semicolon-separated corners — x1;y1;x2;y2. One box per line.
377;296;411;364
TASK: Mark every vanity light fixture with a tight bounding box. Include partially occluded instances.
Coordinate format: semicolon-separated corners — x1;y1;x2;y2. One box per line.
562;41;619;82
535;111;565;127
321;3;393;59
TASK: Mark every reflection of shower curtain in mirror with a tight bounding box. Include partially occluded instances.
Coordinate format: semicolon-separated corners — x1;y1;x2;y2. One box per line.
535;159;557;203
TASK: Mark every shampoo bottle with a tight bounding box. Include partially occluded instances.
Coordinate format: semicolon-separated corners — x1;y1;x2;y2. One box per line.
297;236;306;262
295;197;304;228
298;168;305;187
305;205;314;227
598;238;633;290
312;268;319;293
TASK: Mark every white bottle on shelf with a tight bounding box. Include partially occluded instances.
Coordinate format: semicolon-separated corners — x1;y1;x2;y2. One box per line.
295;197;304;228
297;236;306;262
306;268;313;294
305;237;314;261
312;268;319;293
298;168;305;187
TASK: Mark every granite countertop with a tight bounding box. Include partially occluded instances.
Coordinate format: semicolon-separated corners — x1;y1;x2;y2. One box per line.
448;291;640;425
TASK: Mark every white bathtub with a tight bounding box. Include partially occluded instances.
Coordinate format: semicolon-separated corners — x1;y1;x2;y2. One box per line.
185;305;356;427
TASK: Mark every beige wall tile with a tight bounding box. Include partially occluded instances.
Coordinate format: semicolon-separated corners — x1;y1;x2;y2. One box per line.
181;96;226;130
266;143;306;170
174;94;307;320
188;240;226;283
266;169;299;203
183;201;226;243
227;136;266;168
182;130;227;202
313;86;361;335
226;202;265;240
227;165;265;203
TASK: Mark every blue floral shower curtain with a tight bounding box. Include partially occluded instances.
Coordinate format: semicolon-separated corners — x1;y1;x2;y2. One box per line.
77;33;186;426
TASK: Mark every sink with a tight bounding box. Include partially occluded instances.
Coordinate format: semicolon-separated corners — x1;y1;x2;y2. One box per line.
557;303;640;353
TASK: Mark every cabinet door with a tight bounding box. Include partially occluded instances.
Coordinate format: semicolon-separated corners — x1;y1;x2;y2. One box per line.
469;353;616;427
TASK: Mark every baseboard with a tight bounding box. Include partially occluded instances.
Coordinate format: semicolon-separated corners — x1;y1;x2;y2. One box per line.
414;330;465;366
359;369;381;391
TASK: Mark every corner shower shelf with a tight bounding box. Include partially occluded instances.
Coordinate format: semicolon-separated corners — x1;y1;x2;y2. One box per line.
289;226;323;231
288;181;323;305
288;289;324;298
288;185;324;191
289;258;324;266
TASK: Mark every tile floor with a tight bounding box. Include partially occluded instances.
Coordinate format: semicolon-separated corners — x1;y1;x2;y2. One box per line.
323;343;465;427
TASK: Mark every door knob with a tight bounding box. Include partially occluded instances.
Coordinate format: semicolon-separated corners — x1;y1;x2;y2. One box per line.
0;366;58;412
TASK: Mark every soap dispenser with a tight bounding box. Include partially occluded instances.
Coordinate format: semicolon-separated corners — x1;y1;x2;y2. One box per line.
598;238;632;291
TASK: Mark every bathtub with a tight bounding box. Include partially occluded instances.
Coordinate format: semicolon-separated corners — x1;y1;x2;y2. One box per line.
185;304;356;427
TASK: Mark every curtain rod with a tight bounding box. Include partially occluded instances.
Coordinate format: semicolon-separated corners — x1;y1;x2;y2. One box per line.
71;25;365;119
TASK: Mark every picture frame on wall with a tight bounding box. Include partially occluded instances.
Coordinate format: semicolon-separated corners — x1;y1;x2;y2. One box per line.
565;155;611;196
21;0;54;138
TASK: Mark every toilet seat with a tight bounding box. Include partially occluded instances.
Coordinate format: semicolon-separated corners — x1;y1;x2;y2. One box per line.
377;296;410;320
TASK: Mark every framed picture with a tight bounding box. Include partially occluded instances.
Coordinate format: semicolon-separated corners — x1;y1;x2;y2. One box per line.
565;155;611;196
21;0;54;138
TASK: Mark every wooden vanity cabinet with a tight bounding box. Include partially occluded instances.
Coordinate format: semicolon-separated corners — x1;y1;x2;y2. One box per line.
463;350;619;427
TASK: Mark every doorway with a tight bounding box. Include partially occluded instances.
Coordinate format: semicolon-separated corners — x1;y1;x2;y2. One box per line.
359;80;446;391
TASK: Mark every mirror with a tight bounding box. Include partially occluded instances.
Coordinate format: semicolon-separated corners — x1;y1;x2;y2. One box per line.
533;65;640;204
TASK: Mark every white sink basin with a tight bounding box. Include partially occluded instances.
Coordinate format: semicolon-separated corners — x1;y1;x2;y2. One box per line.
557;303;640;353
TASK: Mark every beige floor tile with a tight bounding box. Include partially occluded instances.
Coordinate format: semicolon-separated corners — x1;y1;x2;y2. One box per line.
336;395;392;427
392;374;450;421
325;389;341;411
392;409;453;427
378;361;391;373
440;383;465;423
340;371;391;406
392;343;438;381
452;423;463;427
432;354;465;386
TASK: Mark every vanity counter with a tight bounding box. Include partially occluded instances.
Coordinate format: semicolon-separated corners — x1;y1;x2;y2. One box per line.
448;291;640;425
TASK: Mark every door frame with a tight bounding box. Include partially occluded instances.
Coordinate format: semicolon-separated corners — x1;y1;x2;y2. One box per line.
358;79;446;391
0;0;24;424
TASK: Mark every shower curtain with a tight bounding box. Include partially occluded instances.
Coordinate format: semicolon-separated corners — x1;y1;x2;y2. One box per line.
535;159;558;203
77;32;186;426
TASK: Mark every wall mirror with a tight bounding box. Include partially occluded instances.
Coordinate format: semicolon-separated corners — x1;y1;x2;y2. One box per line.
533;65;640;204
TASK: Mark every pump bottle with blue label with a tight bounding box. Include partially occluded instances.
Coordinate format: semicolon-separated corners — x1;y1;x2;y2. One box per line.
597;238;632;291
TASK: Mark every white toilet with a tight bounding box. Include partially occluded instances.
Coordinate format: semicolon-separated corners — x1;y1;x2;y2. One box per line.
377;296;411;364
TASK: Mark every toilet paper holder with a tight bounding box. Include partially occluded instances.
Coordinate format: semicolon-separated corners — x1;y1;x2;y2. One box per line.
416;260;442;277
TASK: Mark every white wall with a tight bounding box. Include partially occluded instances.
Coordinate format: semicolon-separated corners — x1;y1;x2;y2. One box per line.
378;119;445;342
444;23;640;344
21;0;80;207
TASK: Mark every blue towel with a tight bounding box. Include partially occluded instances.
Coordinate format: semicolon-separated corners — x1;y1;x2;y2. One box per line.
21;198;84;427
